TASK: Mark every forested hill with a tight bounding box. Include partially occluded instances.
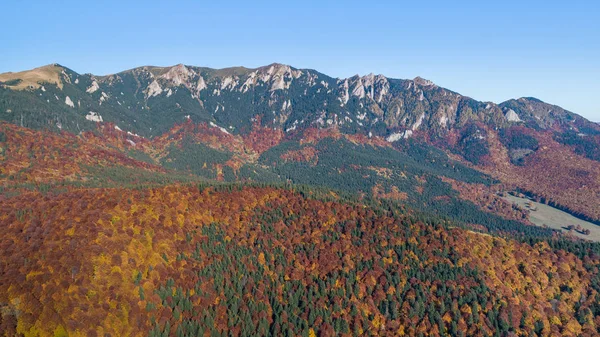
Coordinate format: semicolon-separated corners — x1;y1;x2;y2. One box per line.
1;185;600;336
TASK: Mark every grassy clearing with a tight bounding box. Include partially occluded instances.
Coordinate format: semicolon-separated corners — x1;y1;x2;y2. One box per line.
0;64;63;90
503;194;600;242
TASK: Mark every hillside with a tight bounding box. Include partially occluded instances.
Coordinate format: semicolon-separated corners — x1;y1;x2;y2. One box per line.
2;185;600;336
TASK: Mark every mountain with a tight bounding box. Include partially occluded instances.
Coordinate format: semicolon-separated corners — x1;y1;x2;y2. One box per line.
1;62;599;221
2;63;600;336
2;63;597;138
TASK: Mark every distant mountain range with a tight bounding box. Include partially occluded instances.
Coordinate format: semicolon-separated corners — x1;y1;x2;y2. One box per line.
1;63;597;138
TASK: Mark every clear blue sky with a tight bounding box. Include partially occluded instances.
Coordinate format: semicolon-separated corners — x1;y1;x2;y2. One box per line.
2;0;599;121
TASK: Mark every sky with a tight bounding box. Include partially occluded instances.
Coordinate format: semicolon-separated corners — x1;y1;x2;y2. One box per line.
2;0;599;121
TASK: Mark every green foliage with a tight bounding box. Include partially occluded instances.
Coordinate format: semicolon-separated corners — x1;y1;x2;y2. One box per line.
261;137;490;187
141;204;564;337
160;137;232;179
126;148;156;165
456;124;489;165
231;164;282;183
15;208;32;222
0;86;91;133
82;165;201;188
255;138;550;238
499;128;539;151
148;223;491;336
2;79;23;86
499;128;539;165
555;131;600;162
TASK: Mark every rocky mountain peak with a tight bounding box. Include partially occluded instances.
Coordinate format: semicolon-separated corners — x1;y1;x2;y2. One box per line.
413;76;436;87
251;63;303;91
160;64;196;86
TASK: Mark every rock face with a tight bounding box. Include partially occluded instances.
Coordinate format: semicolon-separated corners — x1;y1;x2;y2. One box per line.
0;63;598;138
505;109;522;122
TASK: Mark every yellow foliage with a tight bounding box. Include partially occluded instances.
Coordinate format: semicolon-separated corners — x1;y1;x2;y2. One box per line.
110;266;123;275
26;270;43;281
308;328;317;337
17;316;40;337
372;314;384;330
322;216;336;228
550;315;562;326
442;311;453;324
53;325;68;337
95;253;110;266
563;318;582;335
258;252;266;266
176;213;185;226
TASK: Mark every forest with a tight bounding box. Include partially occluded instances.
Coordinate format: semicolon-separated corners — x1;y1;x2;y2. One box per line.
1;184;600;337
1;118;600;336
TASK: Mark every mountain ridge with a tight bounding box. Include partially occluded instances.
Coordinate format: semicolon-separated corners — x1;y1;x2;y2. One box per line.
1;62;597;139
0;62;579;109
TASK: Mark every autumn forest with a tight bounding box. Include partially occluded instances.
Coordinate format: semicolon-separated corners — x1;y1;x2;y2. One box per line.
2;56;600;337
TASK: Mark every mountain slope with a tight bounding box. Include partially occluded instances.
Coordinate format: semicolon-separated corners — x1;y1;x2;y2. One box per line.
2;62;600;223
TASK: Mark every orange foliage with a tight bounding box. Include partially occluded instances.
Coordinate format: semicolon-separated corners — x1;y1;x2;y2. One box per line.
0;122;164;187
280;146;318;164
479;128;600;222
442;177;530;223
0;185;598;336
371;184;409;201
